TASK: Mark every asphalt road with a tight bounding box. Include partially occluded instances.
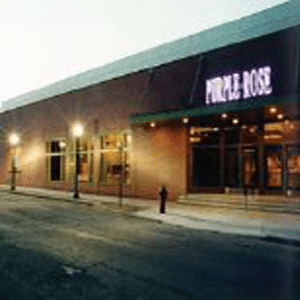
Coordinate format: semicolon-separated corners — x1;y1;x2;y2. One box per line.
0;191;299;299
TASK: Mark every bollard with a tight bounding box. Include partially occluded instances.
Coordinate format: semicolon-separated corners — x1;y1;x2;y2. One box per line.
159;186;168;214
243;188;248;211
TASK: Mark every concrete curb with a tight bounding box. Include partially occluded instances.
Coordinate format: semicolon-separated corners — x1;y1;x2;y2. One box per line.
1;186;300;246
134;210;300;247
0;189;145;215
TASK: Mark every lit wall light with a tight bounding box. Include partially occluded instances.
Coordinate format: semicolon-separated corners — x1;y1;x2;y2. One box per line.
182;117;189;124
59;140;66;148
250;127;256;133
9;133;20;146
277;114;284;120
72;123;84;137
150;122;156;127
221;113;228;119
190;137;201;143
232;118;239;125
270;107;277;114
241;125;247;130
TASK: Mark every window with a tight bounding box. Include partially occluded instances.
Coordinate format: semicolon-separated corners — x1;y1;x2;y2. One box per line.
287;145;300;189
190;126;219;145
99;131;130;186
69;137;94;183
46;140;66;181
192;147;220;187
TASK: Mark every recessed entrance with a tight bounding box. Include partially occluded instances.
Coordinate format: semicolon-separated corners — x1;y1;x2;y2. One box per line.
189;105;300;193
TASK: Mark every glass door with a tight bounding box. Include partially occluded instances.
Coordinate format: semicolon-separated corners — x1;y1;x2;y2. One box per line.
242;148;258;187
192;146;220;187
265;145;283;189
225;148;239;187
287;145;300;189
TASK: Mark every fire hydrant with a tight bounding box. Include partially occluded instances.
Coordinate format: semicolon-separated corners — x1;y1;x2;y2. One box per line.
159;186;168;214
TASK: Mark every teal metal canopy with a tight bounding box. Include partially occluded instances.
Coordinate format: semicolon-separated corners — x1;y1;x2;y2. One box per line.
129;96;298;124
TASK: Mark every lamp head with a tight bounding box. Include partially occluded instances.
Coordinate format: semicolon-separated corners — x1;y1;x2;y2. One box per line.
72;123;84;137
9;133;19;146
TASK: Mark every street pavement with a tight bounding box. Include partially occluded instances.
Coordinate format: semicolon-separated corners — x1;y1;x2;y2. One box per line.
0;190;299;299
0;185;299;243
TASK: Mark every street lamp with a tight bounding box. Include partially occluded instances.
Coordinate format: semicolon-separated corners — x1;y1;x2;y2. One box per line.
72;123;84;199
9;133;20;191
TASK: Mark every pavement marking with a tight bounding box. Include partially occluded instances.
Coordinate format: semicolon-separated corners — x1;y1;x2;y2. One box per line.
58;227;141;249
0;213;143;250
0;223;24;233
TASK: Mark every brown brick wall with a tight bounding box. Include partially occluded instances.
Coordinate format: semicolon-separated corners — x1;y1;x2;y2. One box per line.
0;66;192;199
131;123;188;200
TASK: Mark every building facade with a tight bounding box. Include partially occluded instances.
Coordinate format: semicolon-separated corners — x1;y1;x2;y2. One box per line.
1;1;300;201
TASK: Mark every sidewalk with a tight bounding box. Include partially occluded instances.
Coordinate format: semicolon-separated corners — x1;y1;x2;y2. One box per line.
0;185;300;244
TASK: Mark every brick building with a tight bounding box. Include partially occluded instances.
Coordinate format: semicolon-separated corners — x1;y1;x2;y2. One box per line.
1;1;300;201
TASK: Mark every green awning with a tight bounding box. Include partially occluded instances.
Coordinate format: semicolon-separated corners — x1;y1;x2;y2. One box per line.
129;96;299;124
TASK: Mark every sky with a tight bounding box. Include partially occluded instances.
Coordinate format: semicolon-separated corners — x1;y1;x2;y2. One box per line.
0;0;288;106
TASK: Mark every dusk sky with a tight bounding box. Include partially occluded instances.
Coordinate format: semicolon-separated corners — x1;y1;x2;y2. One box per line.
0;0;288;106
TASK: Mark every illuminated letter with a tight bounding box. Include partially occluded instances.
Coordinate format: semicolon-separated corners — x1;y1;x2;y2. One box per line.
223;75;233;101
257;68;265;95
214;77;225;103
232;73;241;100
250;69;258;97
211;78;218;103
264;66;272;95
243;71;251;99
206;79;212;105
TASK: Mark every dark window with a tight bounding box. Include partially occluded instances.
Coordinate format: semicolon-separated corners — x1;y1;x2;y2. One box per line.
224;148;239;187
51;156;61;181
51;141;61;153
192;146;220;187
225;127;240;144
241;126;258;144
202;131;219;145
47;139;66;181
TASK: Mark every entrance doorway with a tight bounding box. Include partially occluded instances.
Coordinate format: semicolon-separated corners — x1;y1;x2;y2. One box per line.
192;146;220;187
265;145;283;189
287;145;300;189
225;148;239;187
242;148;258;187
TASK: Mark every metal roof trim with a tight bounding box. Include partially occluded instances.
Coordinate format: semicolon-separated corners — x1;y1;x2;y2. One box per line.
2;1;299;112
129;96;296;124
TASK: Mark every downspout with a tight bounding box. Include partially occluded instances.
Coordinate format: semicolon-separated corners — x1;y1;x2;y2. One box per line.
188;54;204;107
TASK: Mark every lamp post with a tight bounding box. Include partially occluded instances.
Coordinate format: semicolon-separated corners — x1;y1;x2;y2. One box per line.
72;123;83;199
9;133;20;191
